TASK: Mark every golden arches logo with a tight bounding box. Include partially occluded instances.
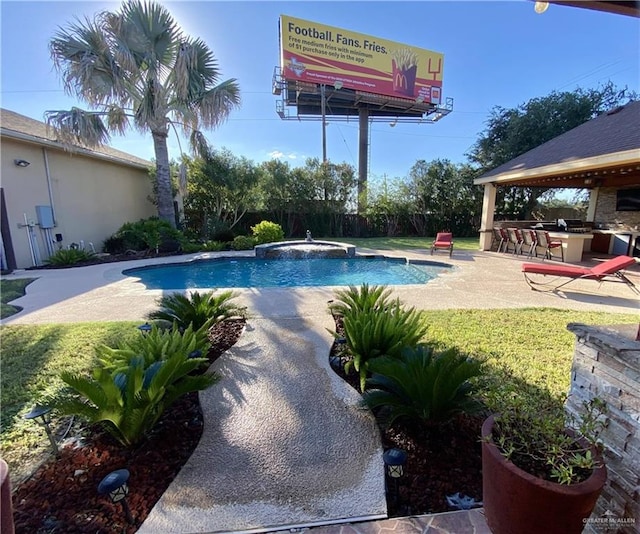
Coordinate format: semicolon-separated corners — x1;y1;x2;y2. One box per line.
394;72;407;90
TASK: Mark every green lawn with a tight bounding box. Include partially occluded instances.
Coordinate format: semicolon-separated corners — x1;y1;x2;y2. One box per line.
1;278;36;319
0;322;140;481
323;236;481;251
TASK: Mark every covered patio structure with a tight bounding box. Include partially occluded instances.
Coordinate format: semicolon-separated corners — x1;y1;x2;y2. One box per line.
474;100;640;260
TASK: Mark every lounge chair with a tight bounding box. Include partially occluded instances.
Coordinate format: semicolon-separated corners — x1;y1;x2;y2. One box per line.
522;255;639;294
431;232;454;257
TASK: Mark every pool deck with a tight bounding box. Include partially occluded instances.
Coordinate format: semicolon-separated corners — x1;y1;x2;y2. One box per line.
2;248;638;533
3;248;639;325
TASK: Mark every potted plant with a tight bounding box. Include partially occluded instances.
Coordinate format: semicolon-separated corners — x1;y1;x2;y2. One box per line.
482;396;607;534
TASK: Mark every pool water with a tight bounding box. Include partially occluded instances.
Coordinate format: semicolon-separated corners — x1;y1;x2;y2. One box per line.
124;257;453;289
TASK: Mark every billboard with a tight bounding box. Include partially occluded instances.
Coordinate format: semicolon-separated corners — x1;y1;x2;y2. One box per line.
279;15;444;104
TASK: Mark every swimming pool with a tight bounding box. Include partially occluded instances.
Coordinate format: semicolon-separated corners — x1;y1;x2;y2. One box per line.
123;256;453;289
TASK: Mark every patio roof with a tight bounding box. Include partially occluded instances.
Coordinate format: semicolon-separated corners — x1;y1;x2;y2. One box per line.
474;100;640;189
546;1;640;18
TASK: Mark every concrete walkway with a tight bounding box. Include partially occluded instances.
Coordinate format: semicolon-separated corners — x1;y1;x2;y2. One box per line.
138;316;385;533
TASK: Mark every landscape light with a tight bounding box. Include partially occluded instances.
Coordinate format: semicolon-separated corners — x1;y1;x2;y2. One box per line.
383;448;407;478
98;469;133;524
137;322;153;335
24;405;59;455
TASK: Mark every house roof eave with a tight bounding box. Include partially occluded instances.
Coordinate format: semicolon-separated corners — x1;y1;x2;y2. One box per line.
1;127;151;171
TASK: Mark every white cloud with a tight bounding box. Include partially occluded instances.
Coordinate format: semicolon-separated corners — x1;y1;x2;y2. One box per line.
267;150;300;161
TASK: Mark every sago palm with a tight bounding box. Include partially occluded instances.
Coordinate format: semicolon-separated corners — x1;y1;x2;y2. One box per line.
363;345;483;427
58;352;217;446
329;284;394;320
46;0;240;226
342;303;428;392
147;290;245;331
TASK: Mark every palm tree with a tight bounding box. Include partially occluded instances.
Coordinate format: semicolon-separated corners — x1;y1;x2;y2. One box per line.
46;0;240;227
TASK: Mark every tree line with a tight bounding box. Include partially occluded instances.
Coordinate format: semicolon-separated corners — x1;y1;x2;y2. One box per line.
44;1;636;238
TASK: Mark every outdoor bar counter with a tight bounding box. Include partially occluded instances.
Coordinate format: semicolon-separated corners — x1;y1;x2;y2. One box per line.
547;231;594;263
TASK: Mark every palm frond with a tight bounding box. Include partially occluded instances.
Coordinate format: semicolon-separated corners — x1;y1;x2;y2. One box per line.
45;108;111;147
195;80;241;129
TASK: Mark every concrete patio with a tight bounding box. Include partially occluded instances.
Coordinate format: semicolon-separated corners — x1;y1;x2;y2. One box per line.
3;248;638;326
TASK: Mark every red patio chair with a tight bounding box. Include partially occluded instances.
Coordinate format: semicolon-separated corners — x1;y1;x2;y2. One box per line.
431;232;454;257
522;255;639;294
535;230;564;262
493;228;508;253
506;228;524;255
521;229;538;259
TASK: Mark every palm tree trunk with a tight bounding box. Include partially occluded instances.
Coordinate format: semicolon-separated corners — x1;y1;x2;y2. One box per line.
152;131;177;228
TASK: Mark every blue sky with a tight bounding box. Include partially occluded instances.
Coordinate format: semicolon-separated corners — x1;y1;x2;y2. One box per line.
1;1;638;184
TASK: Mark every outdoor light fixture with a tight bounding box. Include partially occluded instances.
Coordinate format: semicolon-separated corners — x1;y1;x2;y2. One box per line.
415;95;425;104
137;322;153;335
383;448;407;478
534;1;549;14
383;448;407;505
330;337;349;370
333;80;343;90
24;405;59;455
98;469;134;524
14;159;30;167
389;120;397;128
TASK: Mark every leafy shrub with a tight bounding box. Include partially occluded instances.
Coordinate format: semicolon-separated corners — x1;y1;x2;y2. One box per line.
95;323;211;373
202;240;225;252
329;284;393;319
251;221;284;245
181;241;203;254
231;235;257;250
103;217;184;254
147;290;246;332
45;248;95;266
212;228;235;243
363;344;483;427
489;395;607;484
343;302;428;392
102;235;125;254
58;351;216;447
207;221;235;243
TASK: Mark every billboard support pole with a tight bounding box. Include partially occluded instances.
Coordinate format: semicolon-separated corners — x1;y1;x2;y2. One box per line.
358;107;369;214
321;84;327;162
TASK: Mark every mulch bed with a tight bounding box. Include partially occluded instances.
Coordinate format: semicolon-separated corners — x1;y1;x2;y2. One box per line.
11;319;244;534
329;316;484;517
27;250;187;270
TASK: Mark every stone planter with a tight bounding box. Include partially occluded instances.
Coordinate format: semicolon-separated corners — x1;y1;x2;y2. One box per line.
481;415;607;534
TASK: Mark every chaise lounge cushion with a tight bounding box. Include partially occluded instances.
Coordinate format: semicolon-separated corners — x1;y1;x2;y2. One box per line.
522;255;636;280
522;255;638;294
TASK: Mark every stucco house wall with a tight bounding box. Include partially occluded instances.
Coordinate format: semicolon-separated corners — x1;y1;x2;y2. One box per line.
1;109;156;270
